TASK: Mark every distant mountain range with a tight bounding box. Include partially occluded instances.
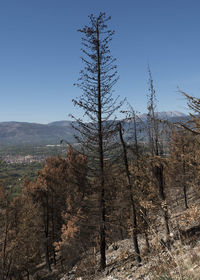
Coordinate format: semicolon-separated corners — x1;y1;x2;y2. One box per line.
0;112;189;145
0;121;75;145
138;111;186;121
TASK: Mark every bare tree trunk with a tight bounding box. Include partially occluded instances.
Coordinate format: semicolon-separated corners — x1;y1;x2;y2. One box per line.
132;110;139;164
142;208;150;253
2;216;8;279
147;68;170;242
182;159;188;209
44;192;52;272
1;200;10;280
45;238;51;272
25;270;29;280
51;194;57;266
96;22;106;270
183;183;188;209
154;165;170;238
119;208;124;240
118;122;141;264
144;231;150;253
4;257;12;280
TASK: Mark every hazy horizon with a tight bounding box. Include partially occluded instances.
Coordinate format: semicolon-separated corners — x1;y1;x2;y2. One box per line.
0;110;187;125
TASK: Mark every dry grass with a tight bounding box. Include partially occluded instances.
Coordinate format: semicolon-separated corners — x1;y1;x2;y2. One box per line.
149;237;200;280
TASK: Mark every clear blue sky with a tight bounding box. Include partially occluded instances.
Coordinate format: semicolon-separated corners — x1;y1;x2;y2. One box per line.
0;0;200;123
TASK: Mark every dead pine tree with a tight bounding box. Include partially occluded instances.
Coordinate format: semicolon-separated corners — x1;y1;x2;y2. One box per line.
129;107;151;253
147;66;170;241
174;91;200;208
118;122;142;264
124;104;140;163
122;104;151;253
170;130;191;210
71;13;123;270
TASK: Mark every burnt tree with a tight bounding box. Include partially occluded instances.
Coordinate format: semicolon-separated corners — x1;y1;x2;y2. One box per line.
71;13;122;270
147;67;170;239
118;122;142;264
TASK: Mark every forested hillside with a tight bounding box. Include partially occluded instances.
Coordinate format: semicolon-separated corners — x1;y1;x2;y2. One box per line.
1;93;200;280
1;12;200;280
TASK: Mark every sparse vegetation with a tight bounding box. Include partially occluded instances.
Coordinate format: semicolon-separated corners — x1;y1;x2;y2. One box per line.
1;11;200;280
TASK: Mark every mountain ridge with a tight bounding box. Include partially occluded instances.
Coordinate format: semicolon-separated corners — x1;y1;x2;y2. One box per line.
0;111;188;145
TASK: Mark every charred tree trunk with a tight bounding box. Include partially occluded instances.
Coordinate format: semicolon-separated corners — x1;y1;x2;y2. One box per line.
147;67;170;242
118;122;141;264
182;146;188;209
144;231;150;253
1;199;11;280
132;111;139;164
154;165;170;238
119;208;124;240
51;194;57;266
97;22;106;270
142;208;150;253
25;270;29;280
2;210;8;280
44;191;52;272
72;13;121;270
44;238;51;272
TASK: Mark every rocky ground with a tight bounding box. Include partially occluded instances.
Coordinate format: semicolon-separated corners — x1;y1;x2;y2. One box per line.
58;185;200;280
59;236;200;280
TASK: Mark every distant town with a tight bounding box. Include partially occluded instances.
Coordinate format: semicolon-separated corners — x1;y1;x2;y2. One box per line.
3;154;45;164
0;144;66;165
